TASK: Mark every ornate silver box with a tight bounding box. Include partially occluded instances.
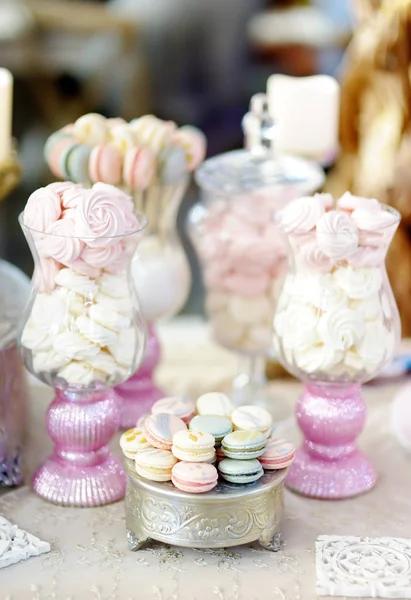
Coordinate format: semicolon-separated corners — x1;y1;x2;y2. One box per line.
124;459;286;551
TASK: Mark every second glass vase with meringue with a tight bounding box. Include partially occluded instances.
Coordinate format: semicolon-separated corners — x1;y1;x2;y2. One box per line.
273;192;401;499
18;182;147;506
189;146;324;413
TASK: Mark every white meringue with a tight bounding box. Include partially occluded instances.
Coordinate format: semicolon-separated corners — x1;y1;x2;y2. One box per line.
52;329;100;360
308;275;347;312
108;328;137;368
57;361;106;386
76;315;117;346
89;304;130;332
20;321;52;352
344;349;365;372
32;350;71;373
54;287;85;317
349;295;381;321
54;268;98;299
30;292;67;332
318;306;364;351
281;304;320;351
294;344;343;374
357;323;387;368
98;273;129;299
333;266;382;299
86;351;118;375
94;292;132;315
316;210;359;259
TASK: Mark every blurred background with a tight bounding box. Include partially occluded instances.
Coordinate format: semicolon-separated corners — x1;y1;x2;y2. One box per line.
0;0;354;313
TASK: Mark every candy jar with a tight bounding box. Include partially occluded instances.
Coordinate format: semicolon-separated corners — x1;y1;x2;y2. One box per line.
18;182;147;506
189;98;324;410
273;193;401;499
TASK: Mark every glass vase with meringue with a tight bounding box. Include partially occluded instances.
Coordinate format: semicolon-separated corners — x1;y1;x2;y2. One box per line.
44;113;206;427
273;192;401;499
18;182;147;506
188;95;324;413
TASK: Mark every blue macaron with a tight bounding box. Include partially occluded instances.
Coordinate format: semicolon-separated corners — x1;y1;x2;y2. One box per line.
189;415;232;445
218;458;264;484
221;429;266;459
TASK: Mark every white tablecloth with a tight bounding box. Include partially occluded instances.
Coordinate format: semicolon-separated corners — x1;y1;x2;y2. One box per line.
1;318;411;600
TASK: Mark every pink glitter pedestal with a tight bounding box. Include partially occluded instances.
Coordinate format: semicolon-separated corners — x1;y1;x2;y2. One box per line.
286;383;377;499
116;324;163;429
32;388;126;507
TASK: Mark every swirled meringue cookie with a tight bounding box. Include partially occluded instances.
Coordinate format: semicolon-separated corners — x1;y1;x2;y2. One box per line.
76;315;117;346
30;292;68;332
316;210;358;259
333;266;382;300
57;361;106;386
33;350;71;373
349;295;381;321
298;239;333;272
89;304;130;332
86;351;118;375
52;329;100;360
351;206;399;232
357;322;387;369
54;287;85;317
294;344;343;374
94;292;132;315
337;192;380;213
281;304;320;351
98;273;129;298
108;328;136;368
279;195;325;234
21;322;52;352
55;268;98;298
317;306;364;351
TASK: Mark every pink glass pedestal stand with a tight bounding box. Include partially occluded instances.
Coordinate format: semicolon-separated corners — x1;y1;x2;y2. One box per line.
286;384;377;499
115;324;164;429
32;388;126;507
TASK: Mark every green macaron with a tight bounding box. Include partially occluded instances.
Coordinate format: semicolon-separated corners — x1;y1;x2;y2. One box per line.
189;415;232;445
218;458;264;484
221;429;266;459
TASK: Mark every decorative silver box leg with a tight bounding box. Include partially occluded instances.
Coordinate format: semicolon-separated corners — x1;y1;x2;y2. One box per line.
259;531;281;552
127;529;149;552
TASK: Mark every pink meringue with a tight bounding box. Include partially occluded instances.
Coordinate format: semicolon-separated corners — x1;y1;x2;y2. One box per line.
47;181;81;200
351;207;400;232
316;210;359;259
41;218;84;265
337;192;380;213
74;183;138;246
299;239;334;272
61;185;86;209
34;256;61;293
64;258;101;278
23;187;61;232
81;242;126;270
224;272;270;297
279;195;325;234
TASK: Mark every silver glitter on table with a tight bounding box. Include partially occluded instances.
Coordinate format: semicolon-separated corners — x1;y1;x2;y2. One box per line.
124;459;286;551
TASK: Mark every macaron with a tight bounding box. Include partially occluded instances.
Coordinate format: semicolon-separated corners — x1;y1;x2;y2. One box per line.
189;415;232;445
172;430;216;463
151;396;195;424
44;130;74;166
259;438;295;470
218;458;264;484
123;146;155;190
66;142;92;185
158;145;187;185
171;461;218;493
120;426;151;459
89;144;123;185
231;405;272;438
196;392;234;418
144;413;186;451
221;429;266;460
135;448;177;482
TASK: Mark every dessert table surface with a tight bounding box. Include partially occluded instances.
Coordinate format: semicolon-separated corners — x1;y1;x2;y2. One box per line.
1;317;411;600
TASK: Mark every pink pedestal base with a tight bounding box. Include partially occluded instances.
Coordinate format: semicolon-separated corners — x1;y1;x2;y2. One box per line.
115;324;163;429
286;383;377;499
32;388;126;507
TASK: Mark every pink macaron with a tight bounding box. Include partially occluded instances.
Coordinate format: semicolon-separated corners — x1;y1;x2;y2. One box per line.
89;144;123;185
171;461;218;493
123;146;155;190
259;438;295;470
144;412;186;450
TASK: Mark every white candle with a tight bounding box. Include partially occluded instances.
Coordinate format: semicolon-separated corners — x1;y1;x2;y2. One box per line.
267;74;340;164
0;69;13;163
